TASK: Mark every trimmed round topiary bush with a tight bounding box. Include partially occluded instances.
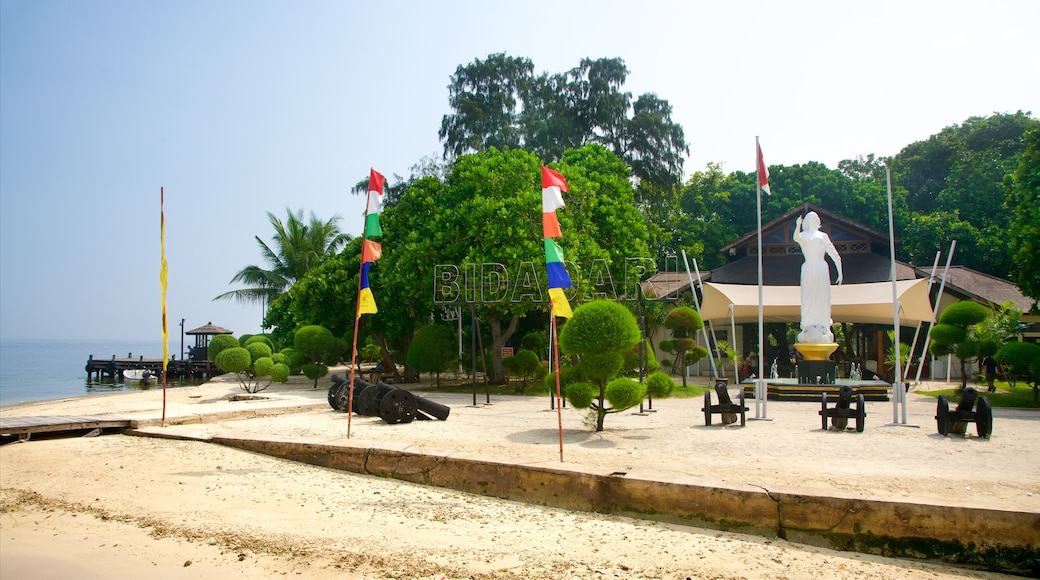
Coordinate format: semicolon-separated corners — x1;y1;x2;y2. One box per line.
252;356;274;378
270;362;290;383
215;347;251;374
564;382;595;409
645;371;676;398
605;377;646;411
208;334;240;363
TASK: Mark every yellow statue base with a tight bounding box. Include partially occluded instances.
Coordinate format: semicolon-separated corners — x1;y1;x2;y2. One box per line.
795;342;839;361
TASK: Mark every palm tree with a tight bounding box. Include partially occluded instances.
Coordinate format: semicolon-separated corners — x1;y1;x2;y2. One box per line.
214;209;350;305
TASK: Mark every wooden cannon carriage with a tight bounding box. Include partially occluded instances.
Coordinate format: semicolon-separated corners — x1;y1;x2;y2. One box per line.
935;386;992;438
327;374;450;424
701;381;748;426
819;384;866;432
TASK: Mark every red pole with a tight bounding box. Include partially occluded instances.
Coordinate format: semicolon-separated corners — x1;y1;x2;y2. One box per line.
552;313;564;462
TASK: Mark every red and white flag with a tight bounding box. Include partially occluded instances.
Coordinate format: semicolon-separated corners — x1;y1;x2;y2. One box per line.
757;142;770;195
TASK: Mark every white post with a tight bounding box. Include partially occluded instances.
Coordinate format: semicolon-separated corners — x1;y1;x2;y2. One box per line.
730;304;739;385
914;240;956;384
682;251;719;379
887;165;905;424
754;136;768;419
903;251;941;383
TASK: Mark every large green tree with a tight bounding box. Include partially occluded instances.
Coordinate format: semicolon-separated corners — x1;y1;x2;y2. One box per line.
378;144;650;382
1006;129;1040;307
439;54;688;190
891;111;1040;279
215;208;349;306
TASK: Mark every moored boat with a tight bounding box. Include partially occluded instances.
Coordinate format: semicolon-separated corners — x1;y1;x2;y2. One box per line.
122;369;153;384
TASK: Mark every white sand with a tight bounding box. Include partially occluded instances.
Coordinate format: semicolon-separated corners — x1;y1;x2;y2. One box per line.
1;371;1035;579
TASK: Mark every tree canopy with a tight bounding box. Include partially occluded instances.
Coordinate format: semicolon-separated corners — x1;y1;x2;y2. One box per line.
440;54;688;190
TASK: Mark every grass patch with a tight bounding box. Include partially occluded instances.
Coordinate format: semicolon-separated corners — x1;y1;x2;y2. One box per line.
915;381;1040;408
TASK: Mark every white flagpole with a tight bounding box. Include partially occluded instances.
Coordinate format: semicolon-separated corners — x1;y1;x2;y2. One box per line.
682;252;720;379
903;250;941;384
915;240;957;384
887;164;903;424
755;136;767;419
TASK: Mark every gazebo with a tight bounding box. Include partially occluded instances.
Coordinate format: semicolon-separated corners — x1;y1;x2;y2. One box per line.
185;322;234;361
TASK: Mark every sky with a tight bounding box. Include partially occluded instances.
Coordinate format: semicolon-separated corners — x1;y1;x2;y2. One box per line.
1;0;1037;341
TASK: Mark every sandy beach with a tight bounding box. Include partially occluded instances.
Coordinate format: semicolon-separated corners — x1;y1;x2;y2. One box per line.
2;370;1037;579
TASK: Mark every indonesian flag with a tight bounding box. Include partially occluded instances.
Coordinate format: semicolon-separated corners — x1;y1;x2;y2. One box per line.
757;142;770;195
541;165;567;238
365;168;386;238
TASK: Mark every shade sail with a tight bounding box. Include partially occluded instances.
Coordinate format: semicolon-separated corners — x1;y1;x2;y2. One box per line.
699;279;933;325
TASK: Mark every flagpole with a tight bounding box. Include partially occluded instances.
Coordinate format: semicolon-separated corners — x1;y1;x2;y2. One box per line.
754;137;768;419
914;240;956;384
160;187;169;427
346;227;368;439
552;310;564;462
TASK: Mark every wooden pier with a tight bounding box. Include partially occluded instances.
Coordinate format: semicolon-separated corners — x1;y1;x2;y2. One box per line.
84;354;222;381
0;415;133;441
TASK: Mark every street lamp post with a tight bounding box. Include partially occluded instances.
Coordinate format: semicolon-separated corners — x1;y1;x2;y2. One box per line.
179;318;185;361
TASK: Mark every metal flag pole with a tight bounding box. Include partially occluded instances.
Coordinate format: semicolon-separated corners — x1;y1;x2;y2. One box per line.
886;165;918;427
914;240;956;384
903;250;941;384
754;137;768;419
682;251;719;379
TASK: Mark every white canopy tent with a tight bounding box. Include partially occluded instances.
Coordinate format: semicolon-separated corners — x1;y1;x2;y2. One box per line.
698;279;934;325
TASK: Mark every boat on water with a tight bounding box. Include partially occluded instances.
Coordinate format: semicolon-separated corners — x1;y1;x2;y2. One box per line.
122;369;154;384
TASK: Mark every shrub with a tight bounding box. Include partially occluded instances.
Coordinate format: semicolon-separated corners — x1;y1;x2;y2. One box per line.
558;300;641;431
564;382;595;409
605;377;646;411
664;307;707;387
252;356;274;378
244;334;275;351
208;334;239;362
407;324;457;386
270;362;290;383
645;371;676;398
294;326;334;387
996;341;1040;401
246;342;272;361
215;347;251;374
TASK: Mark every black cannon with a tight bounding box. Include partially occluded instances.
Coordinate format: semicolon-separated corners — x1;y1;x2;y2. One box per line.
935;386;992;438
328;374;450;424
702;381;748;426
819;385;865;432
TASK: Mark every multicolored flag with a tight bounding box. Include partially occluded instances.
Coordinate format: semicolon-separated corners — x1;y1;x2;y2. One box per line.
160;187;169;370
542;166;572;318
358;169;385;317
365;168;385;238
757;142;770;195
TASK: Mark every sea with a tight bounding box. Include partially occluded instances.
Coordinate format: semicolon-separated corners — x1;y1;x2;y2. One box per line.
0;338;204;408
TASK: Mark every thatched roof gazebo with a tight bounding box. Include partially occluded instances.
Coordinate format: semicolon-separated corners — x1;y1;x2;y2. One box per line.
185;322;234;361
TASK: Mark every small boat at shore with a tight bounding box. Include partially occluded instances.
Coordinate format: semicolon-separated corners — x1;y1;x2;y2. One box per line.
122;369;154;384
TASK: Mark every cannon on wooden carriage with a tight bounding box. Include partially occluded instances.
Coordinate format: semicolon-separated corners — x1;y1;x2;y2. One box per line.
819;384;866;432
935;386;992;438
328;374;449;424
701;380;748;426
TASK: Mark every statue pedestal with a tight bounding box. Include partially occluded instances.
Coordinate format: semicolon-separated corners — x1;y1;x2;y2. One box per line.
795;342;839;384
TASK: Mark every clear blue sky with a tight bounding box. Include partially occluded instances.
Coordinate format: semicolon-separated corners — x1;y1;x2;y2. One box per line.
2;0;1037;341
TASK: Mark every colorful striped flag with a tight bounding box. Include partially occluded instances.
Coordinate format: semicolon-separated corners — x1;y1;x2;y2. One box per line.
365;169;385;238
358;169;385;317
542;166;572;318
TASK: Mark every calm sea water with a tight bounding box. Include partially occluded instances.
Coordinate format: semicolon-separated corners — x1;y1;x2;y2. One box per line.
0;338;203;408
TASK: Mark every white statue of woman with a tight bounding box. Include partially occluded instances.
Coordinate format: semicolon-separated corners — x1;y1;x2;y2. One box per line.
793;211;843;344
